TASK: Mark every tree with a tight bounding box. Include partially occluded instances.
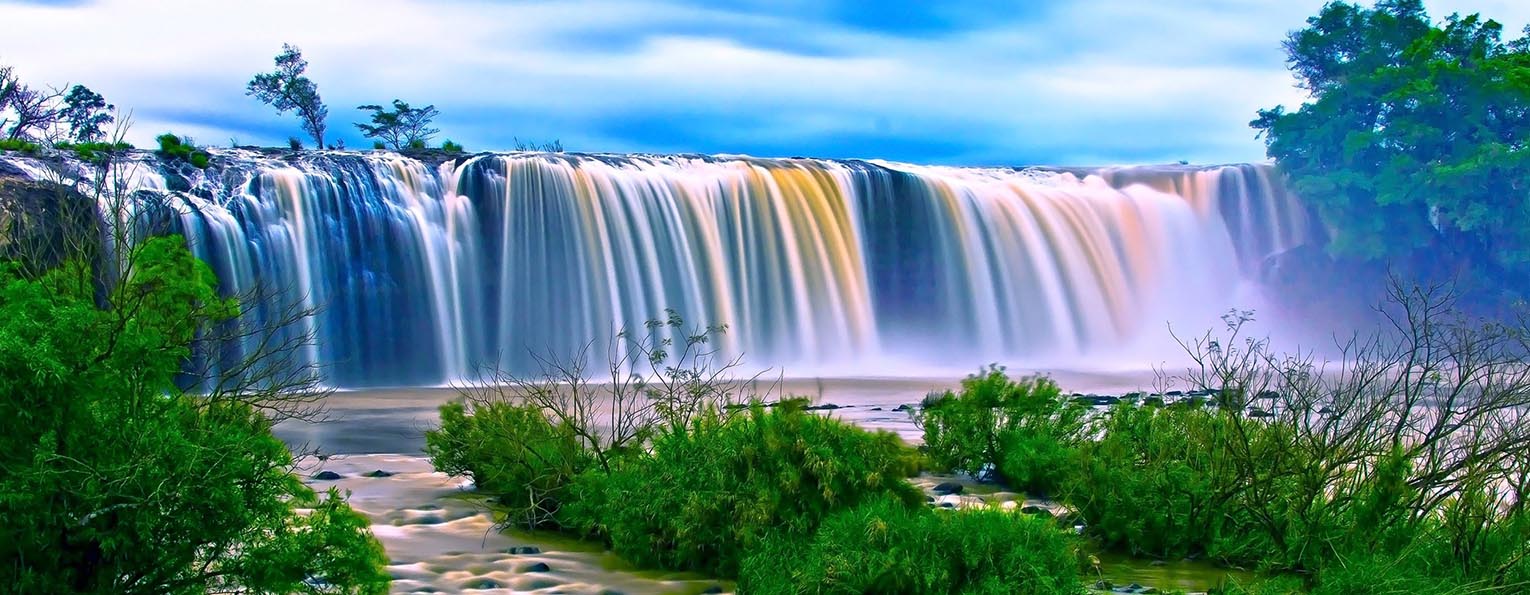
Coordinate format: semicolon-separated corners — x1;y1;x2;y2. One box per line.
60;84;113;142
4;82;63;141
0;64;18;134
247;44;328;149
1253;1;1530;293
354;99;439;150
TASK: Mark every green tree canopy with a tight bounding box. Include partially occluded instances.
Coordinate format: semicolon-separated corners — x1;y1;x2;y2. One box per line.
355;99;440;151
0;235;388;593
1254;0;1530;290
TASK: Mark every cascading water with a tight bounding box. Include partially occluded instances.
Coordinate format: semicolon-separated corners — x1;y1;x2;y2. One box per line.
48;151;1311;387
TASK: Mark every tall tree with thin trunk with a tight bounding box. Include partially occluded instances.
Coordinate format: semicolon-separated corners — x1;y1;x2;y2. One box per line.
247;44;328;149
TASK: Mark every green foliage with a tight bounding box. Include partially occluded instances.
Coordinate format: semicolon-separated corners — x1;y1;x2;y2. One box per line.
425;399;592;529
371;140;386;150
0;137;40;154
54;140;133;164
1065;404;1234;560
0;235;388;594
355;99;440;150
247;43;328;149
155;133;210;169
740;498;1084;594
441;139;463;153
561;401;922;578
60;84;113;142
288;136;304;151
1254;1;1530;288
914;366;1083;494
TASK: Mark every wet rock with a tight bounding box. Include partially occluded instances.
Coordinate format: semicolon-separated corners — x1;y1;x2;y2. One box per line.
311;470;342;480
932;482;963;495
893;403;914;412
936;494;962;508
869;407;883;411
462;578;504;590
1019;505;1052;517
1094;580;1114;591
363;469;394;478
503;545;541;555
701;587;726;594
1073;395;1120;406
1257;390;1280;400
1166;390;1183;396
803;403;842;411
1247;408;1274;418
520;561;551;573
1144;396;1166;407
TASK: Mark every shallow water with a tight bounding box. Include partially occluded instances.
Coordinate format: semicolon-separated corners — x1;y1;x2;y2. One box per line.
302;454;732;594
287;373;1247;594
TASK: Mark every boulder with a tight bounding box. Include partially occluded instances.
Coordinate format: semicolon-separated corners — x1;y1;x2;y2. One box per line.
932;482;963;495
311;470;342;481
519;562;551;573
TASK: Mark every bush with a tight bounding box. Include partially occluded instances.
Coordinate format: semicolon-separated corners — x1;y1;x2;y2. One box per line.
54;140;133;164
1064;403;1236;560
740;498;1084;594
0;235;389;593
0;138;41;154
288;136;304;150
155;133;211;169
372;140;386;150
425;399;592;529
405;138;426;150
441;139;463;153
560;401;922;577
914;366;1083;494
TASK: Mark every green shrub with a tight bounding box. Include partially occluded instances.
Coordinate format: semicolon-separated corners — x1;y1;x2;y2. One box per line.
740;497;1084;594
406;138;426;150
1065;404;1228;560
155;133;211;169
425;399;592;529
561;401;921;577
288;137;304;151
0;236;389;593
0;138;41;154
441;139;463;153
372;141;386;150
914;366;1083;494
54;140;133;164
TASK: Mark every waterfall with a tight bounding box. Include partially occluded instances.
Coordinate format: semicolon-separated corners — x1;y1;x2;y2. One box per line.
112;152;1312;387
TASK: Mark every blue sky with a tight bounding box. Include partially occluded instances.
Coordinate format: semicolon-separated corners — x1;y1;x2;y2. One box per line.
3;0;1527;165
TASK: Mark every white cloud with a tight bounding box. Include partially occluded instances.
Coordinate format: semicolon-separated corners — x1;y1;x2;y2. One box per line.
1;0;1522;164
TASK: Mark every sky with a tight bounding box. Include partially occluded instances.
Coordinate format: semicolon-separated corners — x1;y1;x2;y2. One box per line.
3;0;1528;166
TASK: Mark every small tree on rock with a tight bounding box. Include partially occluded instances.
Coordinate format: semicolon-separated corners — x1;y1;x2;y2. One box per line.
355;100;439;150
247;44;328;149
60;85;113;142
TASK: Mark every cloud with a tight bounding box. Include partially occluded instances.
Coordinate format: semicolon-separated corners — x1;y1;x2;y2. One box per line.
2;0;1526;165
